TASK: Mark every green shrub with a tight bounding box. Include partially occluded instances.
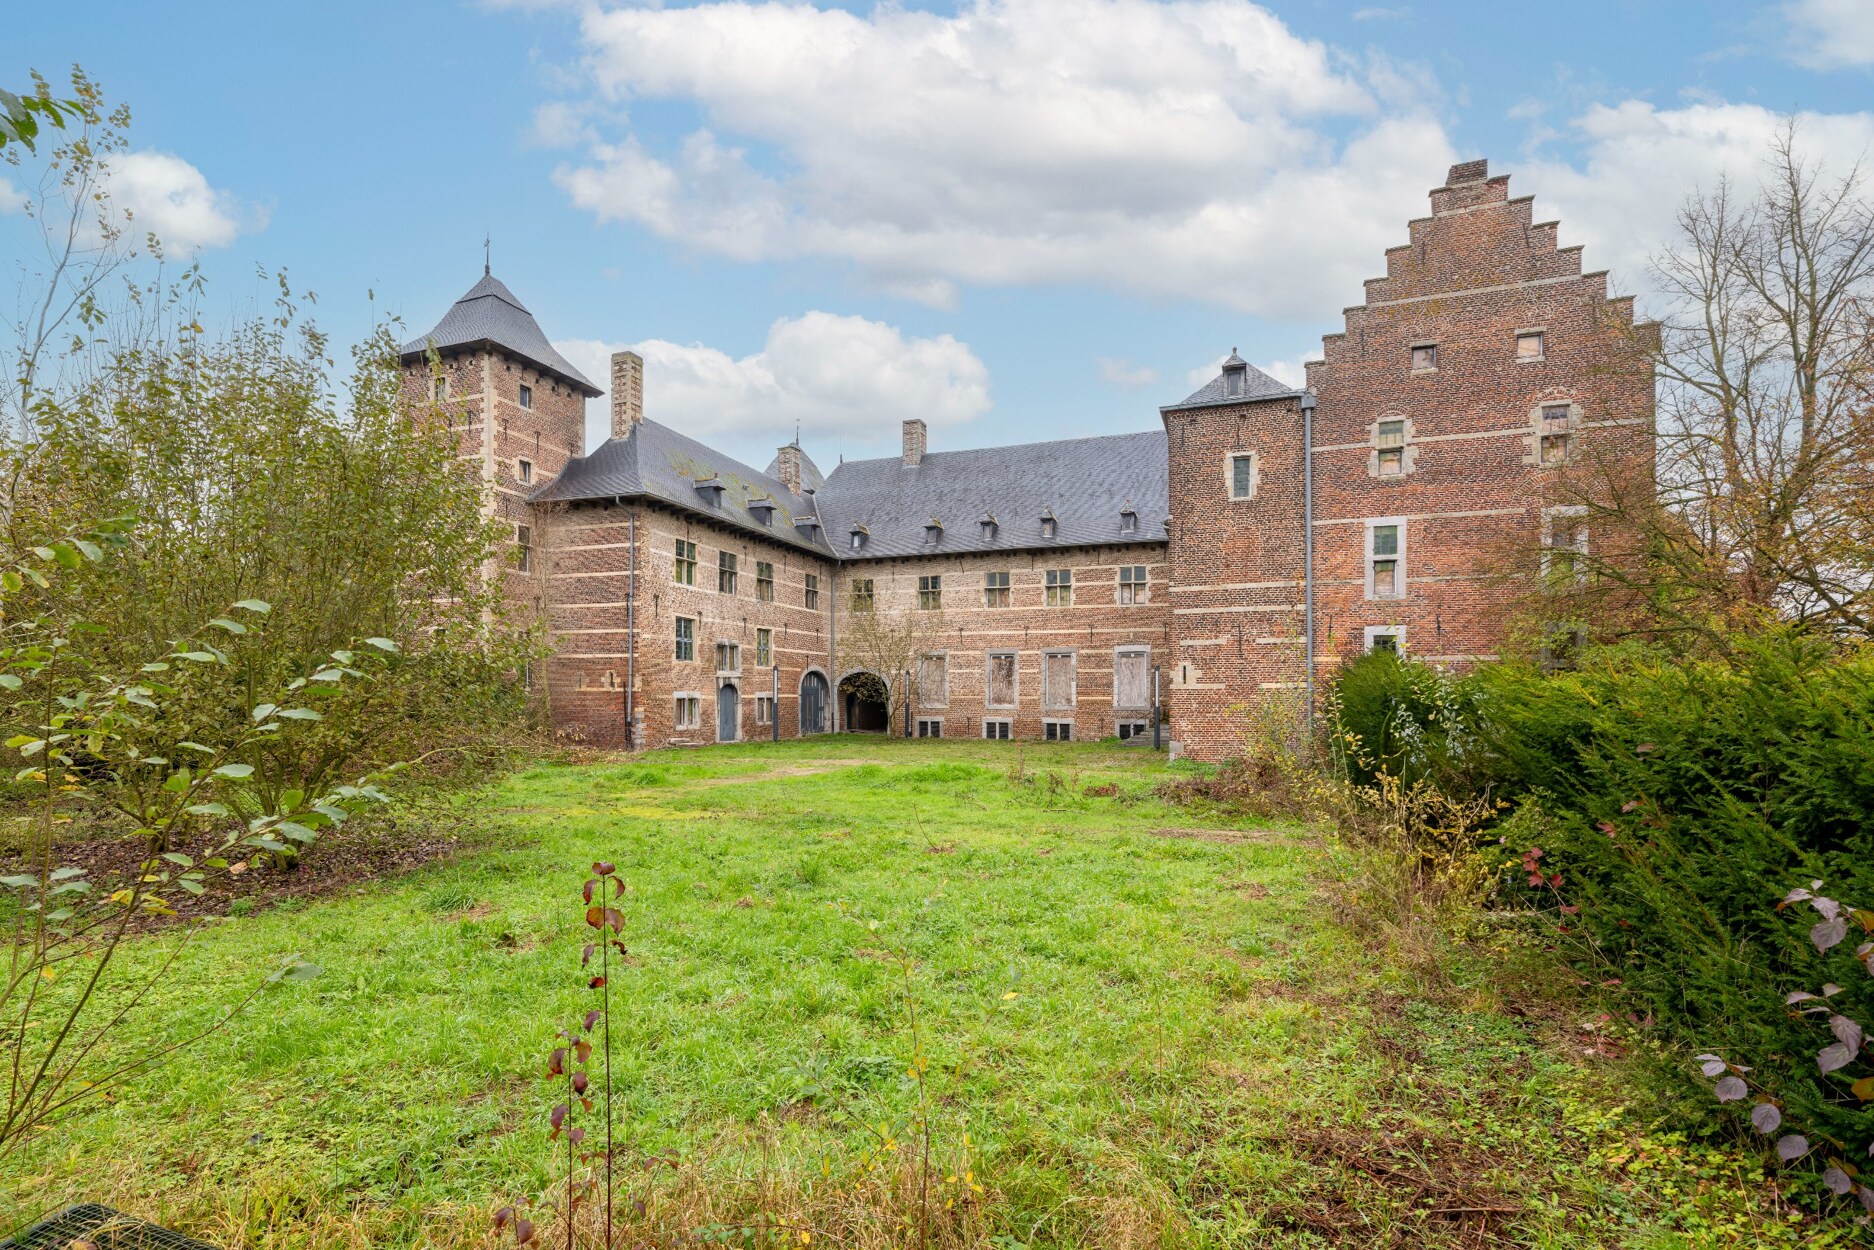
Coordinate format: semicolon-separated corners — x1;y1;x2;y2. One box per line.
1326;649;1471;789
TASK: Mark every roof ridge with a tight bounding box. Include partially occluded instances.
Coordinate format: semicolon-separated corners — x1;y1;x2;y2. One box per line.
828;427;1163;473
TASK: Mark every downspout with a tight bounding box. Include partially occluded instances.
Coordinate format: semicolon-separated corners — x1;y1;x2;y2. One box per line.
624;502;636;750
1300;392;1317;744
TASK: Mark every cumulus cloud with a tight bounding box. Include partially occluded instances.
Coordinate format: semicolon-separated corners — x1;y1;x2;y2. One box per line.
1096;357;1159;387
1782;0;1874;69
1515;101;1874;298
547;0;1452;316
555;312;991;458
107;151;262;253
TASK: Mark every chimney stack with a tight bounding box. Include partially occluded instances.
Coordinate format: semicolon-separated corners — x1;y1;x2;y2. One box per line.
902;418;927;467
610;351;644;438
774;443;803;494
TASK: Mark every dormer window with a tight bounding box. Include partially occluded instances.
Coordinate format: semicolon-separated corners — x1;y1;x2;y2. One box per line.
924;520;943;546
749;498;776;524
1041;515;1057;540
849;527;868;551
980;513;998;541
1119;507;1138;535
1220;350;1248;399
694;476;725;504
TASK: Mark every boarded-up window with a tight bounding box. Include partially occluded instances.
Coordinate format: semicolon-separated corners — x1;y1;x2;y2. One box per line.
1114;649;1150;710
1042;651;1076;710
918;653;948;707
986;651;1017;708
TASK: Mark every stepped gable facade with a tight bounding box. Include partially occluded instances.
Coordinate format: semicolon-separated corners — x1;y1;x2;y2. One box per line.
400;159;1655;759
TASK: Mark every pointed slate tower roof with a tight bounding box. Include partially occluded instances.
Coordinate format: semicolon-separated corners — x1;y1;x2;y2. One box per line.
401;272;601;396
1160;349;1300;412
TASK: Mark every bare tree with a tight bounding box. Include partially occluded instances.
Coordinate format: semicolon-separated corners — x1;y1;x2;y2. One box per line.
837;586;949;733
1562;128;1874;640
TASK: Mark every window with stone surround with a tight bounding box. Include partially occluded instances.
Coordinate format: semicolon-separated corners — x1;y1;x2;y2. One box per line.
985;651;1017;708
517;457;534;485
716;642;739;674
1114;647;1150;709
983;718;1012;740
1375;420;1407;477
756;628;772;667
1410;342;1438;372
851;578;874;611
1043;719;1073;742
756;561;774;601
1042;650;1076;710
674;695;700;730
984;570;1010;607
1363;626;1405;655
755;694;773;727
515;525;532;574
718;551;738;594
674;616;695;662
1366;519;1406;600
917;574;943;610
1228;452;1258;500
1539;404;1574;465
1542;506;1589;584
1117;565;1147;604
1045;568;1073;607
918;652;948;707
1516;330;1546;362
674;539;697;585
519;383;533;409
804;573;819;610
916;718;943;738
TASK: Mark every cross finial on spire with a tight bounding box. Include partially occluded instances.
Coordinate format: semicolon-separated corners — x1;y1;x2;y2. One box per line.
483;233;490;276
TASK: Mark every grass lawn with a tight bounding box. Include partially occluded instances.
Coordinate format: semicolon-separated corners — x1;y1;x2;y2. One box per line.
1;738;1829;1248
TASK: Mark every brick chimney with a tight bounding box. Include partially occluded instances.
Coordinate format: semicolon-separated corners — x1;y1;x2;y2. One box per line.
610;350;644;438
902;418;927;467
774;443;803;494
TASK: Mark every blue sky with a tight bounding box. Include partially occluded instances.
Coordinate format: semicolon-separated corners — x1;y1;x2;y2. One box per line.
8;0;1873;468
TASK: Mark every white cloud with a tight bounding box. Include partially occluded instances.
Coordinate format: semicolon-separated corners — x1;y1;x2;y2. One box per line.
555;312;991;458
1515;101;1874;297
107;151;261;253
1096;357;1159;387
0;175;25;216
1256;355;1311;388
1782;0;1874;69
1352;7;1410;20
547;0;1452;316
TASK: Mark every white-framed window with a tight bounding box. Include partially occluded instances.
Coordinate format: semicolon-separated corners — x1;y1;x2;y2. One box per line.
674;694;701;729
756;561;774;602
755;694;774;727
1410;342;1438;372
851;578;874;611
519;383;533;409
674;539;697;585
1117;565;1146;604
1044;568;1072;607
716;642;740;674
1227;452;1258;500
983;718;1012;741
1365;518;1406;600
515;524;533;574
1542;505;1589;584
1042;650;1076;710
517;457;534;485
985;651;1018;709
1363;625;1406;655
1116;720;1149;741
718;551;738;594
917;574;942;610
1043;719;1073;742
804;573;819;610
1515;329;1546;362
916;717;943;739
984;571;1010;608
674;616;695;662
917;652;948;708
755;628;772;667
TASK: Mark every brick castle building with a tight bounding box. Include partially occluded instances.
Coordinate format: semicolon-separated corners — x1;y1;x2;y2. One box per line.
401;160;1653;760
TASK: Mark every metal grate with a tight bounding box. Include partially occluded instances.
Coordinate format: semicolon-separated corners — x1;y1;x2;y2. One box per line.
0;1204;219;1250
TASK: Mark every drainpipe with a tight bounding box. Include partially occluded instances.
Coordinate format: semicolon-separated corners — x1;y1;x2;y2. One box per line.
772;664;779;743
1300;392;1318;744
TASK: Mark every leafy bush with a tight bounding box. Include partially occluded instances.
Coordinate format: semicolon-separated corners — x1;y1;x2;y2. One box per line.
1325;649;1472;789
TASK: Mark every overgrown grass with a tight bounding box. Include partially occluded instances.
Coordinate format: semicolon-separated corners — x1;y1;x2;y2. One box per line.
2;739;1829;1247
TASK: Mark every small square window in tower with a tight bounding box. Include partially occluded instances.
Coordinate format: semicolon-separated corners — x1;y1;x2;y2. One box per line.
519;383;533;410
1516;331;1545;361
1410;343;1438;371
1229;453;1256;500
1376;421;1406;476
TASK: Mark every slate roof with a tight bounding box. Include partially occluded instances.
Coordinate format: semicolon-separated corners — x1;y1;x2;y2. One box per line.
401;273;601;396
763;444;827;494
813;430;1169;560
1161;352;1301;411
532;419;834;556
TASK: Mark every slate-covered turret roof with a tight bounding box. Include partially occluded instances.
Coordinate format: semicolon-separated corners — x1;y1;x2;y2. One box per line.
1162;350;1300;411
401;272;601;397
